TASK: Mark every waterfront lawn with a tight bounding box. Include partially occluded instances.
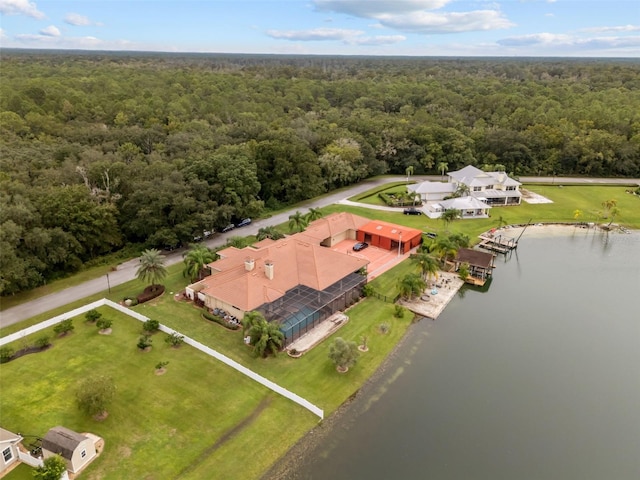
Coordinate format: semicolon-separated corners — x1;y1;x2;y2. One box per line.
0;308;317;480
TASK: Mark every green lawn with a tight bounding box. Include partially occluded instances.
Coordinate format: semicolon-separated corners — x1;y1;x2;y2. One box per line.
1;278;413;479
1;182;638;479
4;463;34;480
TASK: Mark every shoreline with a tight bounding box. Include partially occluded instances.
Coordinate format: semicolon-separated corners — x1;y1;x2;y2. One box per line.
261;222;636;479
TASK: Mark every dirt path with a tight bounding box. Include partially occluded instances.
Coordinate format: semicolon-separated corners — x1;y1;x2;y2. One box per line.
174;395;273;479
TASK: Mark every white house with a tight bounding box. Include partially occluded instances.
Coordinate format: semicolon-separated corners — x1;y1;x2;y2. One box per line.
425;196;492;219
409;165;522;208
448;165;522;206
0;427;22;475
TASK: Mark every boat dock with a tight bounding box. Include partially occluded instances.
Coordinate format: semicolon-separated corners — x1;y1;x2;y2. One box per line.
477;232;518;253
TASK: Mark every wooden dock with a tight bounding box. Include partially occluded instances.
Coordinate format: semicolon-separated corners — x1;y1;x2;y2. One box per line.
477;233;517;253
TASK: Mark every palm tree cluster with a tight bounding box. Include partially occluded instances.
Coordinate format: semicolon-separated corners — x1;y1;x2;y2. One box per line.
242;311;284;358
288;208;324;233
183;245;216;282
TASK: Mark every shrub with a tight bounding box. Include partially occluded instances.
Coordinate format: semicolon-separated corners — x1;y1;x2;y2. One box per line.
155;361;169;370
123;296;139;306
53;319;74;336
96;318;113;330
142;318;160;333
394;305;406;318
328;337;359;372
136;284;165;304
34;335;51;349
362;284;375;297
379;322;390;334
202;311;240;330
137;335;153;350
0;346;14;363
85;309;102;323
165;332;185;347
76;375;116;418
34;454;67;480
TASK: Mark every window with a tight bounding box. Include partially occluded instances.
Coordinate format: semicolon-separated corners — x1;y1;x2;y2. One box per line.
81;449;87;458
473;186;482;192
507;186;516;191
486;185;494;189
3;447;13;463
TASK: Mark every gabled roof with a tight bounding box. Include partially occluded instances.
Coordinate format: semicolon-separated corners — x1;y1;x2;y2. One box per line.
199;236;368;311
449;165;521;188
408;181;456;194
455;248;494;269
358;220;422;242
437;196;491;210
42;426;87;460
0;427;21;444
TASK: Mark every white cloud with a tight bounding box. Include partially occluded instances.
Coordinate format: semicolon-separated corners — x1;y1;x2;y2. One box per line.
12;32;133;50
0;27;6;38
64;12;93;26
350;35;406;45
0;0;44;19
580;25;640;34
377;10;514;33
314;0;451;17
313;0;512;35
497;32;640;52
545;13;554;17
266;27;364;41
39;25;60;37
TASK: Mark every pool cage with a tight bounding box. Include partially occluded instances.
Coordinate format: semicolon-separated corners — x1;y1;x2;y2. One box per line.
257;272;367;346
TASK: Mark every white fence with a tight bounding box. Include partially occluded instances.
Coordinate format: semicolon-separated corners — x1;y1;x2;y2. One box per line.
2;299;324;420
17;450;43;468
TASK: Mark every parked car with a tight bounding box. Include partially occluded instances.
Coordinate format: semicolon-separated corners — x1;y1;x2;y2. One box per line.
222;223;235;233
353;242;369;251
237;218;252;227
403;207;422;215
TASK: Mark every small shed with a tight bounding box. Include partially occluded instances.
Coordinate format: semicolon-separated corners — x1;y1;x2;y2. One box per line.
0;427;22;475
42;426;97;474
454;248;495;285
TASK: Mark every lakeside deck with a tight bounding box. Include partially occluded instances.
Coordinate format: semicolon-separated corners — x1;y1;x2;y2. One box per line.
478;232;518;253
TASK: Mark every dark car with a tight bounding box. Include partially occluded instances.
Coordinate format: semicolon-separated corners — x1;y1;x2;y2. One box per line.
353;242;369;251
221;223;235;233
403;207;422;215
237;218;252;227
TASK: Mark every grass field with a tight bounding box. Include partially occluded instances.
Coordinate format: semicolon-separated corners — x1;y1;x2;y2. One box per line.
1;285;413;479
1;181;638;479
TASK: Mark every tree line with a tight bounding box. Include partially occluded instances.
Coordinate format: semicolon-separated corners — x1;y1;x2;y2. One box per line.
1;51;639;295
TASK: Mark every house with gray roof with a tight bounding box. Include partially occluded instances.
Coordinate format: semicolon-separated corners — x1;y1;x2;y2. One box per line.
425;196;491;219
408;165;521;209
448;165;522;206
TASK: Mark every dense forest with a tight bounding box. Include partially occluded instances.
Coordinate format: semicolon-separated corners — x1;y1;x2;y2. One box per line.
1;50;639;294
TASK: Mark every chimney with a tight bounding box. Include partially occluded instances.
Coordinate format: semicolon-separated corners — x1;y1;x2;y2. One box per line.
264;260;274;280
244;257;255;272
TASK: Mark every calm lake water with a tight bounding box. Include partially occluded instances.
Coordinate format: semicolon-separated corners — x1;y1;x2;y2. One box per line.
285;229;640;480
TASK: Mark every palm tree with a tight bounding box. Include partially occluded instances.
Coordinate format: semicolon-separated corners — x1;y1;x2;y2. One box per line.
431;237;458;268
398;273;426;300
448;232;470;249
454;183;470;198
437;161;448;181
183;244;216;282
440;208;461;230
243;311;284;358
288;210;308;233
306;207;324;223
411;251;439;286
256;226;284;241
136;249;168;288
405;165;414;184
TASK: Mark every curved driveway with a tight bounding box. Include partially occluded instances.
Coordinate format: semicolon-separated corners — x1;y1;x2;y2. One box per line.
1;175;638;327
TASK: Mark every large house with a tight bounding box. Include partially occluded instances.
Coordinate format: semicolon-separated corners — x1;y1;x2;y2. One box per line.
186;213;420;344
409;165;522;208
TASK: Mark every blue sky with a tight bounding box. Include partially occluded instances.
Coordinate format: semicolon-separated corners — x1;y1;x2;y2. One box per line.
1;0;639;56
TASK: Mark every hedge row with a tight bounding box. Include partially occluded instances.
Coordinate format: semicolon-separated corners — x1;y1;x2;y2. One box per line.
202;311;240;330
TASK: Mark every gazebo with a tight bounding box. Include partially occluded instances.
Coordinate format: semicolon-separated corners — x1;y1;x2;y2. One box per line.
454;248;495;285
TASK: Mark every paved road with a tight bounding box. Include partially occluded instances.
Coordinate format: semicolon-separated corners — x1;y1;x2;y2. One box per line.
1;175;637;328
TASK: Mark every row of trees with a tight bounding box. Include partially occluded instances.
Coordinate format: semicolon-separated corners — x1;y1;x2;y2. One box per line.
2;52;639;295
